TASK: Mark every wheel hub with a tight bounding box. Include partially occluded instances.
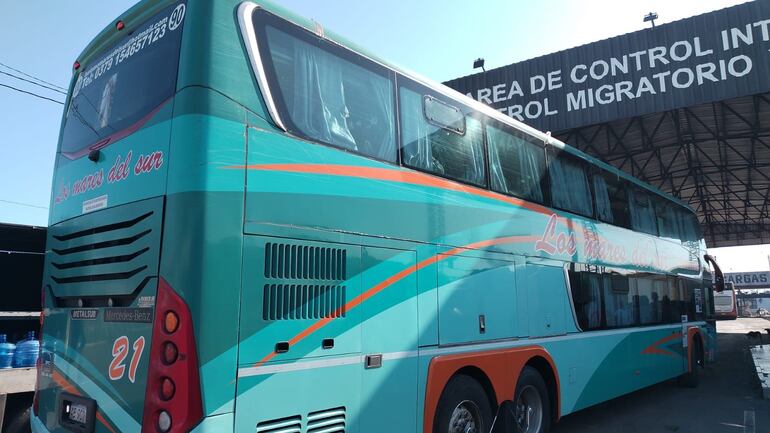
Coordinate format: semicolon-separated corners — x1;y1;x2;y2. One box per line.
448;400;482;433
514;385;543;433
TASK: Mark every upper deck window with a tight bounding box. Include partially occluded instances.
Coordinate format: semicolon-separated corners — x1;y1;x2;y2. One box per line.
548;151;593;217
629;189;658;236
61;2;186;158
399;83;486;186
592;171;631;228
486;123;546;203
256;11;396;162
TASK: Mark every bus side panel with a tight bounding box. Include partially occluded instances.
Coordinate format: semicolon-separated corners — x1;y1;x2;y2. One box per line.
360;246;419;433
545;324;688;414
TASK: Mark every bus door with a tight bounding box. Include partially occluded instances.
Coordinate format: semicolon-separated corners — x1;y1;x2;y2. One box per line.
359;247;418;433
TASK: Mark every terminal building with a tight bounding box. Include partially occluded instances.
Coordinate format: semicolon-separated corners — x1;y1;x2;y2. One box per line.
445;0;770;248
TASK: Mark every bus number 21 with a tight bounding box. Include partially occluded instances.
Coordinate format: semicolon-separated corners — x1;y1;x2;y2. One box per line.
108;336;145;383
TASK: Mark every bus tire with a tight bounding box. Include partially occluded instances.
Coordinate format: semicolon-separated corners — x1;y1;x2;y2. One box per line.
433;374;493;433
512;366;551;433
678;337;702;388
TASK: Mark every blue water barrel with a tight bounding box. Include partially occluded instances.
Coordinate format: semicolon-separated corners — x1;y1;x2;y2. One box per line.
0;334;15;369
12;331;39;368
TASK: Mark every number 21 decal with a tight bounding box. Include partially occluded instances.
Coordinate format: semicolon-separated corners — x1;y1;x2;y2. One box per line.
109;336;145;383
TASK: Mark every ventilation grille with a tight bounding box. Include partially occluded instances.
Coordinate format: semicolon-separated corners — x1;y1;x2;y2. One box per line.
263;284;346;320
265;243;346;280
50;212;153;284
45;198;163;303
256;415;301;433
307;407;346;433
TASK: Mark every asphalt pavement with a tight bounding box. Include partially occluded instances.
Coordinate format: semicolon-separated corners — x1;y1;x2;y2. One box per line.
552;318;770;433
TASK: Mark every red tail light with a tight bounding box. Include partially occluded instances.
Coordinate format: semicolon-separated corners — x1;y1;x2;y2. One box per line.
141;278;203;433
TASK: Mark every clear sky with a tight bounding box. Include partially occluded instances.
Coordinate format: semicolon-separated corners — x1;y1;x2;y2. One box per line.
1;0;766;271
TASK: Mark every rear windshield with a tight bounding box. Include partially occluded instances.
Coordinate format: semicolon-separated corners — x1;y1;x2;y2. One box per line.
61;1;186;157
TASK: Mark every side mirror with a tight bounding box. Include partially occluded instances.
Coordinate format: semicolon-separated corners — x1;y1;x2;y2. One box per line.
704;254;725;292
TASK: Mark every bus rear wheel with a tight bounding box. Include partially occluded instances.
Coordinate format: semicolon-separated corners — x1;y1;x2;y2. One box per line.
434;374;493;433
513;367;551;433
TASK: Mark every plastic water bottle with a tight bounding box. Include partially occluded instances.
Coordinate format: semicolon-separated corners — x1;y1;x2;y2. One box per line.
0;334;15;369
12;331;39;368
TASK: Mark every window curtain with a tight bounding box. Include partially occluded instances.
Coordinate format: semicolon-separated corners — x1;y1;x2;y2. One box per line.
550;156;592;216
488;127;543;201
592;175;613;223
519;139;544;202
286;31;356;150
584;274;602;329
399;88;432;171
367;75;395;161
629;190;657;234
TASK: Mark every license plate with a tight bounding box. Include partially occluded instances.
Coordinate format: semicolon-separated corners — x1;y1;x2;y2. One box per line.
67;403;88;424
58;393;96;433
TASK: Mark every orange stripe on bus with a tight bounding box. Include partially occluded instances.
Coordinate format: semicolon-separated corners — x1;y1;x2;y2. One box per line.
641;332;682;357
224;163;561;219
253;235;539;367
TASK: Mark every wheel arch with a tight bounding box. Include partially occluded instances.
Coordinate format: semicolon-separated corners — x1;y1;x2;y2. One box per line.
423;345;561;433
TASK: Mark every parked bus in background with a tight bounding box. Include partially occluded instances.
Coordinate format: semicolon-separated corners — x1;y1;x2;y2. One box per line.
32;2;726;433
714;282;738;320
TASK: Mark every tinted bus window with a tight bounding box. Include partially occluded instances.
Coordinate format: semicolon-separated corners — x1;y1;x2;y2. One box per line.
629;189;658;235
593;171;630;228
61;1;186;157
678;210;700;242
399;85;486;186
259;17;396;162
604;274;638;327
634;277;663;324
548;151;593;217
569;271;603;330
655;199;680;240
487;123;546;203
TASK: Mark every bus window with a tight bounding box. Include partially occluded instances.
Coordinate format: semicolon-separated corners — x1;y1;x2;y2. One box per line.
592;171;630;227
677;210;700;242
399;86;486;186
576;272;603;330
629;189;658;235
603;274;638;327
548;151;593;217
634;277;662;324
655;199;680;240
486;123;546;203
261;24;397;161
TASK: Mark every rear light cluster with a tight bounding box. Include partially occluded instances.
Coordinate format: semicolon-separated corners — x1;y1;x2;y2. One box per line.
141;278;203;433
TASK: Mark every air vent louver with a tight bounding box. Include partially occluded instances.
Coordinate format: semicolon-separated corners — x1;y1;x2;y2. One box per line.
265;243;346;280
307;407;346;433
262;242;348;321
256;414;301;433
262;284;346;320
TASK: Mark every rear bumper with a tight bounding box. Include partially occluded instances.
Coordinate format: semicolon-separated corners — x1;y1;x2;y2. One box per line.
31;412;234;433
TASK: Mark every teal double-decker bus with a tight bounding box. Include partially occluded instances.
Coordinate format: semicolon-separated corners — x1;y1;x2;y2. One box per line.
32;2;725;433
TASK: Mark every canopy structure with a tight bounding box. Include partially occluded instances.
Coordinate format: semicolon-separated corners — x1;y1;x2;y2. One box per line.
557;92;770;247
445;1;770;247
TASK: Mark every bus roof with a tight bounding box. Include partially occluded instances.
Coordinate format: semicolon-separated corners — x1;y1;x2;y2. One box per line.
74;0;695;213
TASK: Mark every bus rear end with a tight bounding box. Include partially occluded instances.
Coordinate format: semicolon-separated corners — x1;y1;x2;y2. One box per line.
32;2;202;433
